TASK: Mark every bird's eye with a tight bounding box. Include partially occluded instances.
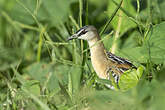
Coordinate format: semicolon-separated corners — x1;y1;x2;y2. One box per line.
78;30;87;36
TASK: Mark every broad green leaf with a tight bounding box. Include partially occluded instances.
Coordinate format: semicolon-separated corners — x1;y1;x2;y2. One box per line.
118;66;144;91
160;1;165;19
24;62;52;83
121;31;142;49
144;22;165;64
103;34;115;50
22;80;40;96
118;22;165;64
47;65;69;91
117;47;148;64
24;62;72;91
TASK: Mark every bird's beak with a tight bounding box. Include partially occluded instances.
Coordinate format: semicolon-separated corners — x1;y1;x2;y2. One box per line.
67;34;78;41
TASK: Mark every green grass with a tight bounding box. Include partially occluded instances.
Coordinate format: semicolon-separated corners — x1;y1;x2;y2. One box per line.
0;0;165;110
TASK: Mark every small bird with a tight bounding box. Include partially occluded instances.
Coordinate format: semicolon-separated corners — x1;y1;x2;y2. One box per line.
68;25;136;89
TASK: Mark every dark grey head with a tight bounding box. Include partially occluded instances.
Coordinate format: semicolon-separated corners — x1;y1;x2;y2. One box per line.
68;25;98;41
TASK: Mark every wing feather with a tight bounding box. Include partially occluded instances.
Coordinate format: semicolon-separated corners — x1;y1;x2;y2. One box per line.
106;51;136;88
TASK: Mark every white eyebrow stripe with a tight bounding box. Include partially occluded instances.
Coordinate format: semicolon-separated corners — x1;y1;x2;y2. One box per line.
76;29;84;35
76;25;89;34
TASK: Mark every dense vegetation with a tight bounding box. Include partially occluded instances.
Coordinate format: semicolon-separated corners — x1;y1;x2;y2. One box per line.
0;0;165;110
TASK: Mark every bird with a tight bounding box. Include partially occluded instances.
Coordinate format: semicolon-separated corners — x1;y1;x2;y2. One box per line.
68;25;136;89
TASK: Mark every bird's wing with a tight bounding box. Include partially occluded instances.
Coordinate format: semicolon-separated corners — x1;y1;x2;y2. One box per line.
106;51;136;87
106;51;134;68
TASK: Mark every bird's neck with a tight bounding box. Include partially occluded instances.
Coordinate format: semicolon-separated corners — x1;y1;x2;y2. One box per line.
88;36;109;79
88;37;105;57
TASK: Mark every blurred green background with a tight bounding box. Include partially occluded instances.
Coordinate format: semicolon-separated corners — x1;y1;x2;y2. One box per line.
0;0;165;110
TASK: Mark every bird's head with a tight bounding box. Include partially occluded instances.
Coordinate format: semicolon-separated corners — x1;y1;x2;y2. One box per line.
68;25;98;41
